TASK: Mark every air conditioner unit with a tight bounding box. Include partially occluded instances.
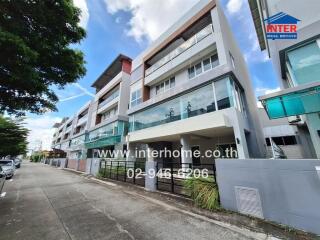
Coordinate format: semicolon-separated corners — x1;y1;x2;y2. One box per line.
288;115;302;124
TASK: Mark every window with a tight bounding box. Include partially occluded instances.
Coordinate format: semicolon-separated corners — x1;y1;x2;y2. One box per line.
188;53;219;79
265;136;297;146
286;40;320;86
170;78;175;88
211;55;219;68
155;77;175;95
101;106;118;122
195;62;202;75
214;78;232;110
203;58;211;71
188;67;195;79
131;89;142;108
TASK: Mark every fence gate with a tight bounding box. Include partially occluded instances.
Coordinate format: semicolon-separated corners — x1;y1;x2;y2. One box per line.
156;161;217;197
99;160;146;187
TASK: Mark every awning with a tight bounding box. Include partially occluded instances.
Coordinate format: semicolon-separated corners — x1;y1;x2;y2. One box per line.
259;83;320;119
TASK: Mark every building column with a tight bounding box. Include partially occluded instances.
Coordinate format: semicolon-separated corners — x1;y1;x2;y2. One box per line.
145;144;157;191
306;113;320;159
180;135;193;165
126;142;136;162
228;111;250;159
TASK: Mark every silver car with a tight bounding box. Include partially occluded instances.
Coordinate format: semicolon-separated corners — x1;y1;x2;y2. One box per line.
0;160;15;179
0;166;5;194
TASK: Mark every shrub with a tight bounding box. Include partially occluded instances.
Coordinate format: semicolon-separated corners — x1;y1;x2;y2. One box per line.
184;177;220;210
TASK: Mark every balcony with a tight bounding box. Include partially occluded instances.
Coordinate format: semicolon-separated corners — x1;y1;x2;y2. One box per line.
77;115;88;126
144;24;214;85
65;125;72;133
98;88;120;110
260;84;320;119
85;121;127;148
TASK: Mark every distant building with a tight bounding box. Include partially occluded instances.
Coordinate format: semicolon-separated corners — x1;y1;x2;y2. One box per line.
248;0;320;158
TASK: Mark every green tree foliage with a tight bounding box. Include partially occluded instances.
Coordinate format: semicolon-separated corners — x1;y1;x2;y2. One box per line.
0;0;86;116
0;115;29;158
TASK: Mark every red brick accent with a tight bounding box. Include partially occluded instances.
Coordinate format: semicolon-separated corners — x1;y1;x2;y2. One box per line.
122;59;132;74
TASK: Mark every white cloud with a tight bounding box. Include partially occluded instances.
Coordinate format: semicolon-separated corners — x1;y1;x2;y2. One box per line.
24;115;62;151
255;87;281;96
74;0;90;29
226;0;244;14
103;0;199;43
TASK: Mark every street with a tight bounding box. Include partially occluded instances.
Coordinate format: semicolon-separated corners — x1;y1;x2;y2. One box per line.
0;163;260;240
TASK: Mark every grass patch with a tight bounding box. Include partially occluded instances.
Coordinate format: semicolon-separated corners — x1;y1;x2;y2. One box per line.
184;177;219;210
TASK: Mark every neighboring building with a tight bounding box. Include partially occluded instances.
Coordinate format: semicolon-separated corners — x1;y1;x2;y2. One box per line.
51;55;132;171
249;0;320;158
126;0;266;165
258;107;315;158
84;55;131;161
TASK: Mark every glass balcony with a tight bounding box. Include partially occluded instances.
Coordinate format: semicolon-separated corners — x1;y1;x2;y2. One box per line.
145;24;213;76
85;121;127;144
98;89;120;109
70;134;86;147
129;76;244;132
261;86;320;119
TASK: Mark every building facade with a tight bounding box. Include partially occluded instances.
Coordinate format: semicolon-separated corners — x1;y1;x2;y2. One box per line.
51;55;132;171
249;0;320;158
126;0;266;165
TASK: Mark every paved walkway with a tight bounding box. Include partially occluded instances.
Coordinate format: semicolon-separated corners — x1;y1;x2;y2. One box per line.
0;163;258;240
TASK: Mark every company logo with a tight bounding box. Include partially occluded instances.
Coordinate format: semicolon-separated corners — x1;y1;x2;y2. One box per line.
264;12;300;40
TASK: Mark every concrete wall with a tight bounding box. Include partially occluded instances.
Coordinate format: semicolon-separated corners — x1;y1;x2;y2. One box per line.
216;159;320;235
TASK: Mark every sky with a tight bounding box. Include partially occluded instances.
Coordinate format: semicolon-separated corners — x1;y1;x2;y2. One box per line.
26;0;280;151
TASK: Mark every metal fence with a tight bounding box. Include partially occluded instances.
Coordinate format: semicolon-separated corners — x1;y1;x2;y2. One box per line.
99;160;146;187
156;161;217;197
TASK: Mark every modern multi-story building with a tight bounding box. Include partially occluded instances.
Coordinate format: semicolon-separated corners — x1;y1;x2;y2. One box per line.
249;0;320;158
126;0;266;165
84;54;131;161
51;55;132;171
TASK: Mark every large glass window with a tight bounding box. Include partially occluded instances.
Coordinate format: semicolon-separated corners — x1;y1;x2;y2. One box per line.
131;89;142;107
286;40;320;86
215;78;233;110
130;76;244;131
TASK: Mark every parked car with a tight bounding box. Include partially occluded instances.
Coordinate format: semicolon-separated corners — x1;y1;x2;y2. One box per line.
0;166;5;194
14;158;21;168
0;160;15;179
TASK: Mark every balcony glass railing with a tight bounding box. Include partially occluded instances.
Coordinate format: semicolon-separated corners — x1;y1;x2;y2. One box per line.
70;134;86;147
86;121;127;143
145;24;213;76
261;86;320;119
98;89;120;109
129;76;243;132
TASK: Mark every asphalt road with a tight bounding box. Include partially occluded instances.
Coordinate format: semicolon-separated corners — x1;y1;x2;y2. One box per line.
0;162;256;240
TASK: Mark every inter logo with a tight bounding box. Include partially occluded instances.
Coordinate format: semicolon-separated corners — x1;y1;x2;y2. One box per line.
264;12;300;40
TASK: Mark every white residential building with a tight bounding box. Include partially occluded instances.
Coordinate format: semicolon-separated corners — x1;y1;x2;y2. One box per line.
126;0;266;165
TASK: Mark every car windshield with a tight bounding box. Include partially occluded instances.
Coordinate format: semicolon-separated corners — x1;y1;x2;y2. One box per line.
0;161;13;166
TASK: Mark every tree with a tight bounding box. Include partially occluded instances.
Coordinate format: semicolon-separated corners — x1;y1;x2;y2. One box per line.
0;0;86;116
0;116;29;158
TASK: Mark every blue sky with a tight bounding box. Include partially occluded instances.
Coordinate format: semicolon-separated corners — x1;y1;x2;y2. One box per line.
27;0;279;150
